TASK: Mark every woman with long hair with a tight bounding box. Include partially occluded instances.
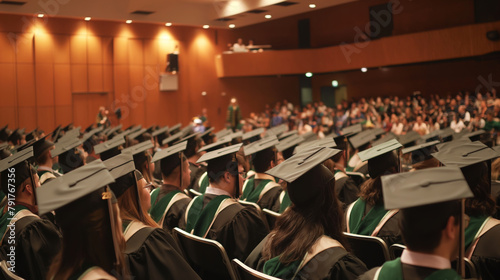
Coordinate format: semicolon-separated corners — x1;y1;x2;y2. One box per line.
245;147;367;280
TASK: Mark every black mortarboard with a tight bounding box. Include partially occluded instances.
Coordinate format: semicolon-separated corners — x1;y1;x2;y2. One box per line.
276;134;305;160
402;140;440;165
301;131;317;143
397;131;421;147
266;124;288;137
438;127;455;142
50;125;62;142
462;130;487;142
52;137;82;157
421;130;440;143
104;154;136;198
243;135;279;156
349;130;376;150
0;125;9;142
198;136;232;153
432;141;499;168
215;128;232;139
31;136;54;161
266;146;341;206
294;137;337;154
0;146;34;193
199;127;215;144
25;130;38;142
358;139;402;178
370;128;385;139
105;124;123;137
381;166;473;210
128;128;147;141
152;126;169;137
371;132;397;147
8;129;23;144
278;130;298;140
94;136;125;161
341;124;362;136
242;128;265;142
15;138;36;153
168;123;182;134
162;131;183;146
122;140;154;157
152;141;187;179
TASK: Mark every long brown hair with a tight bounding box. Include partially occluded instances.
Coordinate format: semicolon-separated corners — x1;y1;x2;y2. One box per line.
262;172;348;265
48;199;126;280
117;180;158;228
358;177;384;206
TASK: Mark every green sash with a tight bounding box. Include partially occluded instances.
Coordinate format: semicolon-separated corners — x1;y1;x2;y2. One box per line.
263;256;301;279
0;205;28;242
149;190;182;223
279;191;291;213
349;198;387;235
240;178;273;203
464;215;488;250
378;258;461;280
199;173;209;194
185;195;231;237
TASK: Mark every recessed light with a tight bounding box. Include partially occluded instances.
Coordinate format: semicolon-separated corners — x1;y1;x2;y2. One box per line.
309;4;316;8
305;72;313;78
265;14;272;19
332;80;339;87
37;13;44;18
203;25;209;29
229;24;235;28
361;67;367;72
84;17;91;21
165;22;172;26
126;20;132;24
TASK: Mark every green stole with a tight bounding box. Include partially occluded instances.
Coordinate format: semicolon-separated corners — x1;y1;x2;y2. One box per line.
279;191;291;214
464;215;488;250
149;189;182;223
263;256;302;279
199;173;209;194
349;198;388;235
240;177;273;203
378;258;461;280
0;205;28;242
185;194;230;237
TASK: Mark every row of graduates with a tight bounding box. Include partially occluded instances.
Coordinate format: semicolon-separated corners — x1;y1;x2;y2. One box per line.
1;122;500;279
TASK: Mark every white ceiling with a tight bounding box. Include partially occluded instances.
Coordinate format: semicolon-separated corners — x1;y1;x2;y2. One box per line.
0;0;357;28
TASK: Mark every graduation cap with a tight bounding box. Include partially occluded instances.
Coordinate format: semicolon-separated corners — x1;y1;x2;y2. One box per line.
127;128;147;141
215;128;232;139
294;137;337;154
358;139;402;178
174;133;201;158
437;127;455;142
181;124;194;135
199;127;215;144
341;124;362;136
30;136;55;162
462;130;487;142
243;135;279;156
7;129;23;144
0;146;35;194
105;124;123;137
61;123;73;133
94;136;125;161
349;130;376;150
301;131;318;143
82;127;104;143
14;138;37;153
402;140;440;165
420;130;440;143
198;136;232;153
397;131;421;147
25;130;38;142
168;123;182;134
435;137;471;152
122;140;154;157
266;146;341;206
266;124;288;136
0;125;9;142
103;153;137;198
454;128;471;140
52;137;82;157
0;143;8;151
84;124;95;133
242;128;265;142
162;131;184;146
371;133;397;147
197;143;243;197
278;130;298;140
381;166;472;210
152;126;169;137
50;125;62;142
152;141;187;187
432;141;499;168
276;134;305;160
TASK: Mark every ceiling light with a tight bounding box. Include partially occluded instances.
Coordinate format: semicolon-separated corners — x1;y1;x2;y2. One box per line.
309;4;316;8
332;80;339;87
37;13;44;18
305;72;313;78
361;67;367;72
165;22;172;26
265;14;272;19
203;25;209;29
84;17;91;21
229;24;235;28
126;20;132;24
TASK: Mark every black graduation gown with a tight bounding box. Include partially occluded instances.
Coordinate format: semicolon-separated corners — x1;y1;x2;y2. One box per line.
249;178;282;211
152;185;191;232
470;224;500;280
203;194;269;261
334;176;360;208
245;235;368;280
0;215;62;279
124;225;201;280
188;162;206;193
359;263;447;280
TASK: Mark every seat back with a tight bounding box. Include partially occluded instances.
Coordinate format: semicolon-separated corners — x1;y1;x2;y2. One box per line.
343;232;390;269
389;243;406;259
450;258;478;280
232;259;283;280
189;189;202;197
346;171;366;186
173;228;238;280
0;261;24;280
262;208;281;230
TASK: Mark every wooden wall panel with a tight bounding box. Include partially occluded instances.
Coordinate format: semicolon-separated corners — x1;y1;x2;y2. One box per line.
0;33;15;63
54;105;73;126
52;35;71;64
103;65;114;92
70;35;87;64
54;64;72;106
88;64;104;92
17;107;36;130
35;64;54;107
36;106;55;131
15;34;34;64
16;63;36;107
87;35;103;65
71;64;88;92
0;63;17;106
102;37;113;65
34;33;53;63
128;39;144;66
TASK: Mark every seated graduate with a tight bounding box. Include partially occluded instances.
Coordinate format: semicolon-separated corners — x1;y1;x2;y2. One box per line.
32;136;63;184
272;134;305;213
345;139;403;246
185;143;269;261
104;154;201;280
38;160;126;279
52;137;85;174
359;166;473;280
149;141;192;231
179;132;208;193
121;140;158;192
194;136;233;194
432;141;500;280
245;146;368;280
94;134;125;161
240;135;282;210
401;140;440;171
327;148;360;208
0;147;62;279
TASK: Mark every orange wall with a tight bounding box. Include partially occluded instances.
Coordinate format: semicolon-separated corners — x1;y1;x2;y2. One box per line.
0;14;300;133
